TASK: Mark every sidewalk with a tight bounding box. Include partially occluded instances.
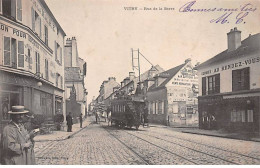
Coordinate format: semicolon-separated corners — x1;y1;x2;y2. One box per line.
34;116;94;142
148;123;260;142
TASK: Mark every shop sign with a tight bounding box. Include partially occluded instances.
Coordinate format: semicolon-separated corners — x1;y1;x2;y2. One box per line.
201;56;260;75
0;23;26;39
0;72;31;86
198;96;223;103
0;23;40;49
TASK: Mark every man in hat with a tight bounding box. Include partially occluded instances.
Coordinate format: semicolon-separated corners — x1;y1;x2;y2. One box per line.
1;106;36;165
79;113;83;128
66;112;73;132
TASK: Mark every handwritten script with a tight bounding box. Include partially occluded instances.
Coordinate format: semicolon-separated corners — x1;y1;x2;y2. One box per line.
124;1;258;24
179;1;257;24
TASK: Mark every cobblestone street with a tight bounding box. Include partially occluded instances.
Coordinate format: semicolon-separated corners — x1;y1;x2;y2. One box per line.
34;121;260;165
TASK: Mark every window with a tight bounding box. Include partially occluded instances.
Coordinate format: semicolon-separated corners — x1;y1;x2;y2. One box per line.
149;102;153;114
154;101;157;114
158;101;162;114
32;8;41;37
28;49;32;70
17;41;24;68
61;76;63;89
45;59;49;80
161;101;164;114
35;52;40;73
3;37;23;69
44;25;48;46
187;106;193;114
3;36;11;66
55;42;62;65
232;67;250;91
247;110;253;122
202;74;220;95
2;0;22;21
231;109;245;122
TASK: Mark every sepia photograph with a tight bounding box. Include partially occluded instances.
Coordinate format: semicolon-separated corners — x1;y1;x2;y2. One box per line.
0;0;260;165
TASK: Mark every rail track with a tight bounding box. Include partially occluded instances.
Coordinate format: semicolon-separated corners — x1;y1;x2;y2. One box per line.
103;124;260;164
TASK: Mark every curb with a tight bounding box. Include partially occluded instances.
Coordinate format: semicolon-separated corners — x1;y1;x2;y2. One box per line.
181;131;260;143
35;121;91;142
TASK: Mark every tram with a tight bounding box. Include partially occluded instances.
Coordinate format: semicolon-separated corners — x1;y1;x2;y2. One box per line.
110;94;145;130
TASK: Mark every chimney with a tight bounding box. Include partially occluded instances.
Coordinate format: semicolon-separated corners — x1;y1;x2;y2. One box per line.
121;81;124;88
108;77;116;81
227;27;241;52
148;66;157;78
185;58;191;63
129;72;135;81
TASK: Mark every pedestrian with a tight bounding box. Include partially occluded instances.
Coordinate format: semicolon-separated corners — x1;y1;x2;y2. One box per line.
79;113;83;128
66;112;73;132
1;106;36;165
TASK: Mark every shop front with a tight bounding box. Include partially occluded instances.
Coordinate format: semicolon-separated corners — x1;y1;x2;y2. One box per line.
199;93;260;133
0;70;64;135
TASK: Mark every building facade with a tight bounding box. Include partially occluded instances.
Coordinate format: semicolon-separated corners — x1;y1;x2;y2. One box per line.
196;28;260;133
64;37;87;117
0;0;66;134
147;59;199;126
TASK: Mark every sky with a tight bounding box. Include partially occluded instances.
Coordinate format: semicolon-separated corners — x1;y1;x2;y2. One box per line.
45;0;260;105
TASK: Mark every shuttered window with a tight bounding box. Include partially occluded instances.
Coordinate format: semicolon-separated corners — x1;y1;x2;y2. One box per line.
28;49;32;70
44;25;48;46
4;36;11;66
215;74;220;93
232;67;250;91
35;52;40;73
55;42;62;65
202;77;206;95
17;41;24;68
55;41;57;60
60;47;62;64
31;7;35;31
61;76;63;89
17;0;22;21
45;59;49;80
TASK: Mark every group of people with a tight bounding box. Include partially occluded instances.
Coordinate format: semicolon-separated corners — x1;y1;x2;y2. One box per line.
65;112;83;132
0;106;85;165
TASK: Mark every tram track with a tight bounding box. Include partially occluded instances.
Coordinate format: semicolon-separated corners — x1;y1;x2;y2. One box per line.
131;130;260;164
123;130;238;164
103;123;260;164
103;126;151;165
145;129;260;162
104;126;203;164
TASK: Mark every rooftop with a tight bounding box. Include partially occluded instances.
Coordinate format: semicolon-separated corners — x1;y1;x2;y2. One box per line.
196;33;260;70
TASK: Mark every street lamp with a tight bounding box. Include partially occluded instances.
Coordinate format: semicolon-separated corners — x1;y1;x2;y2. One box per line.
37;81;42;87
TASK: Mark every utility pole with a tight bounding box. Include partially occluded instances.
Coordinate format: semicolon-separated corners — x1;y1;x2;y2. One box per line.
131;48;141;82
131;48;159;82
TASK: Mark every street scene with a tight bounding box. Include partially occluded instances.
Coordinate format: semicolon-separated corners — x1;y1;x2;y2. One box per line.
1;0;260;165
34;117;260;165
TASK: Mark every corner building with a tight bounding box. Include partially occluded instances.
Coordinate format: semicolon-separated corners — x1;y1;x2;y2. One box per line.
0;0;66;134
196;28;260;133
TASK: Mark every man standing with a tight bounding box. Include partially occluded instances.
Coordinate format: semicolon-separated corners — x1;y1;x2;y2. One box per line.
66;112;73;132
1;106;36;165
79;113;83;128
